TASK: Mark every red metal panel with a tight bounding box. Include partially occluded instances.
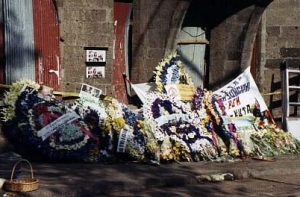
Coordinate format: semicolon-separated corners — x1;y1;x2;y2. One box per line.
113;2;131;103
33;0;60;90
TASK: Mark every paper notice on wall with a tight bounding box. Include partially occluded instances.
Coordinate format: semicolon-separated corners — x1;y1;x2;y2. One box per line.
213;67;268;117
37;111;80;141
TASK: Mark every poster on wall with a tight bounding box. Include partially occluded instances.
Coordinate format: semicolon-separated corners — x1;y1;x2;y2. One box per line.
86;49;106;63
213;67;268;117
86;66;105;79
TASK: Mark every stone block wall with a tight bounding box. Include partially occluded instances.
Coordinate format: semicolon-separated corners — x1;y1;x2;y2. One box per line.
57;0;114;95
259;0;300;120
264;0;300;69
209;5;256;89
131;0;267;91
131;0;188;83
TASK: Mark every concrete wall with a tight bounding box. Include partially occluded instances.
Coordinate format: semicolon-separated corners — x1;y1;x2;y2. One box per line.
259;0;300;120
57;0;114;95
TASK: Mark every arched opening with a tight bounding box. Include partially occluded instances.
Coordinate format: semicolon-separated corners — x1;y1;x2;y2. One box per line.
176;1;211;88
174;0;272;89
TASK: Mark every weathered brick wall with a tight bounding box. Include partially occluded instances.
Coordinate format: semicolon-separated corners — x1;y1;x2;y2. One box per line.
259;0;300;120
57;0;114;95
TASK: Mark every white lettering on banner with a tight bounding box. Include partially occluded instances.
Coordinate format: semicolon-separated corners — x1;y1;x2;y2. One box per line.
155;114;190;126
117;129;129;153
37;111;80;141
228;96;241;109
233;104;252;117
213;67;268;117
221;82;250;101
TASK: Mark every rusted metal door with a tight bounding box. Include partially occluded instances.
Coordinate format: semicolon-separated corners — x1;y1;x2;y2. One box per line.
113;2;132;103
33;0;60;90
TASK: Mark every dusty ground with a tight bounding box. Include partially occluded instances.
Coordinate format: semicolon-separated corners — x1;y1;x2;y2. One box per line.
0;154;300;196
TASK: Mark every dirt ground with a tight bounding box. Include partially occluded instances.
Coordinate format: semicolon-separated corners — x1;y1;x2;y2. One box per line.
1;155;300;196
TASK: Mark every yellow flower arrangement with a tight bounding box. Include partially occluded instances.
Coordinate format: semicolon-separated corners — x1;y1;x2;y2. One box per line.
138;120;159;156
2;80;40;122
112;117;125;132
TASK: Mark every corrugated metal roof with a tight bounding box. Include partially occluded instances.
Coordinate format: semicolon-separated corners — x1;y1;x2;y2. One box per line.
4;0;35;84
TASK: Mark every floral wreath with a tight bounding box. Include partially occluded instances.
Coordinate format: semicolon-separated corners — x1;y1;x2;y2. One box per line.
2;80;40;121
2;83;98;161
143;92;219;161
153;53;194;93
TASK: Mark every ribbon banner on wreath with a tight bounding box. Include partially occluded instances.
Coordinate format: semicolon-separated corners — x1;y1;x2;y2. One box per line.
37;111;80;141
165;84;195;101
213;67;268;117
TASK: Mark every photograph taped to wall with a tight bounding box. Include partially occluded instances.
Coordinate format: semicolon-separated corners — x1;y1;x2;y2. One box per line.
86;50;106;63
86;66;105;79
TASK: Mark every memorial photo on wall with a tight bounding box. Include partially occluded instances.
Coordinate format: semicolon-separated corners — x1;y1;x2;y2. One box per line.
86;49;106;63
86;66;105;79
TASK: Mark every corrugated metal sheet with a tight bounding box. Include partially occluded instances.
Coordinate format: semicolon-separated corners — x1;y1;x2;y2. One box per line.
0;1;5;84
3;0;35;84
33;0;60;90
